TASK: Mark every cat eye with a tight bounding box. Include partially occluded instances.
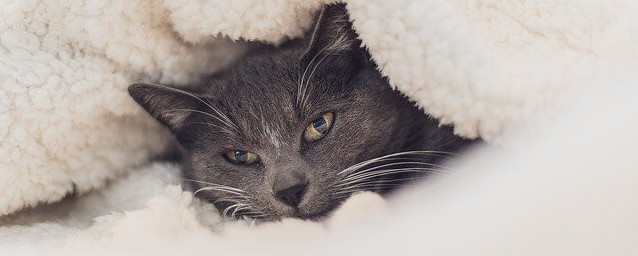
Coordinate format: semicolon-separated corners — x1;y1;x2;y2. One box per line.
224;150;259;165
304;112;334;141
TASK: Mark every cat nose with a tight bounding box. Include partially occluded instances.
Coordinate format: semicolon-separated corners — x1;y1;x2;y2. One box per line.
273;172;308;207
275;183;307;207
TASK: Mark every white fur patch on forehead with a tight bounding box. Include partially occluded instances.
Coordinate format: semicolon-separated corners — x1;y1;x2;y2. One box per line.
261;117;283;149
265;125;283;149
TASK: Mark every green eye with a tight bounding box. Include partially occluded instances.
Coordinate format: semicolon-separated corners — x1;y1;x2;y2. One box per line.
304;112;334;141
224;150;259;164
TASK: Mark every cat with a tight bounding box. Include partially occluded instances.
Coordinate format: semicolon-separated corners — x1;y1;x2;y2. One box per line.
128;3;475;221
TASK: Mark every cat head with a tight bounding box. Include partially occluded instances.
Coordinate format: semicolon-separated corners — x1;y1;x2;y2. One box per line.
129;3;463;220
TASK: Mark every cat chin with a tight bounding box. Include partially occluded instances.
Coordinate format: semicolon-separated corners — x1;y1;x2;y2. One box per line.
269;192;386;222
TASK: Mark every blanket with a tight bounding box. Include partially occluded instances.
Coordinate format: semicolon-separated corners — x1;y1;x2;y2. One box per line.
1;0;637;254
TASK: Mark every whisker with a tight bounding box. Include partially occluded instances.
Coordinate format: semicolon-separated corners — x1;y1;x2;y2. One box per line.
140;83;239;131
297;43;333;111
341;166;448;184
213;196;251;205
194;186;249;197
165;108;238;133
336;183;414;195
194;188;238;197
182;122;235;134
231;204;249;219
241;213;268;220
183;179;247;192
339;167;444;187
182;178;263;220
341;161;450;182
223;203;242;217
300;53;331;110
297;55;317;109
337;150;456;176
336;178;418;193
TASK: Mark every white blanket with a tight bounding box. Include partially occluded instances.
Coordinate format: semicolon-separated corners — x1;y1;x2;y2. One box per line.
1;0;637;254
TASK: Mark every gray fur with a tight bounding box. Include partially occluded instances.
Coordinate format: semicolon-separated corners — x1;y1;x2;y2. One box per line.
128;3;475;221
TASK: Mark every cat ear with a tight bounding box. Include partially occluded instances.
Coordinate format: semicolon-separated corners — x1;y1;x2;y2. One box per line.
128;83;201;131
301;3;362;67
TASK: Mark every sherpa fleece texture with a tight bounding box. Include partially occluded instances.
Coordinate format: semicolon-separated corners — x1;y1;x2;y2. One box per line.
1;0;638;254
0;0;249;216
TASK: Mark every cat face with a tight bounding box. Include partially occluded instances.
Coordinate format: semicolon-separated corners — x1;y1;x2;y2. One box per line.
129;4;471;220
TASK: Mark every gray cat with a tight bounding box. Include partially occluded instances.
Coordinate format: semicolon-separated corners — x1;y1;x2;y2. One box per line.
128;3;475;221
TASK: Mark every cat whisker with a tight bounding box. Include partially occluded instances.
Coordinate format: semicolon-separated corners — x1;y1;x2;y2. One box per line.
166;108;239;133
194;187;248;197
228;204;267;220
335;176;425;195
336;183;413;195
141;84;240;131
241;212;268;221
231;204;252;219
338;167;444;189
297;53;318;110
183;179;247;191
300;53;331;110
297;7;356;111
223;203;245;217
340;161;450;183
298;47;322;107
213;196;251;205
184;122;236;134
297;43;333;112
337;177;419;192
337;150;456;176
184;179;265;220
337;184;405;195
189;180;248;198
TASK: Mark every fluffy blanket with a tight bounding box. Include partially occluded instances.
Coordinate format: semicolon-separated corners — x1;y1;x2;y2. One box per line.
1;0;637;254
